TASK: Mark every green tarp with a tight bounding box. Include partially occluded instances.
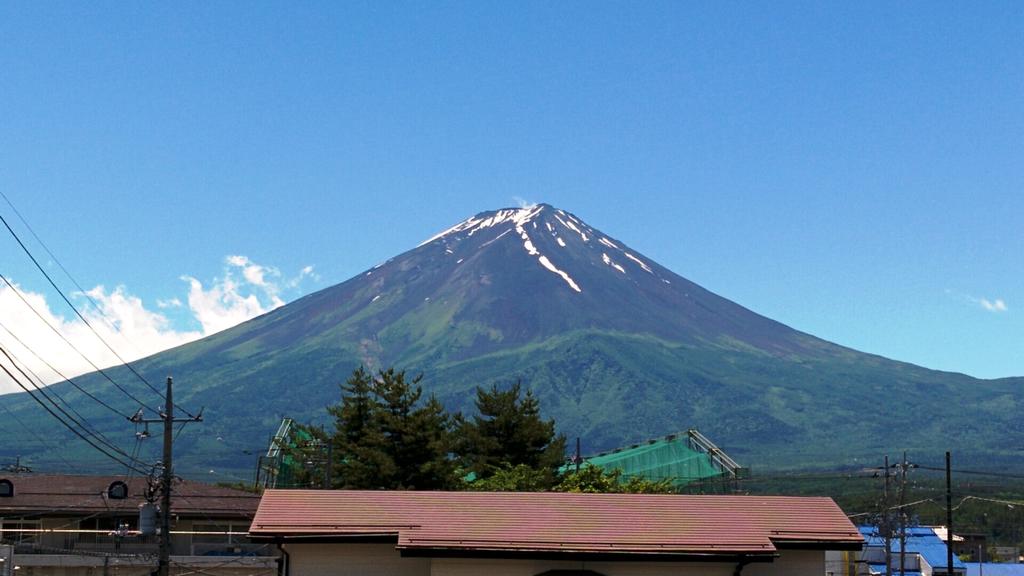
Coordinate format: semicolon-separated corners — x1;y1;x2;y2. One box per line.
560;434;726;488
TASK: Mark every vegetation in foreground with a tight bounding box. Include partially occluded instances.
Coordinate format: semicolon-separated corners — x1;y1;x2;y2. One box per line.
282;366;672;494
280;366;1024;550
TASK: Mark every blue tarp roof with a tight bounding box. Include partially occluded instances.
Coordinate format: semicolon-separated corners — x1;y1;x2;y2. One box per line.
966;564;1024;576
868;563;922;576
859;526;966;570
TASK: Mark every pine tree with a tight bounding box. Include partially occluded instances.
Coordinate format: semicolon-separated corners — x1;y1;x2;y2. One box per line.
323;367;458;490
372;368;457;489
327;366;391;488
455;381;566;488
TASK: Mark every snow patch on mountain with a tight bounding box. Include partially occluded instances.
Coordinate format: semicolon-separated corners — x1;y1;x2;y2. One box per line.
481;228;512;248
418;204;596;293
602;253;626;274
419;206;544;246
623;252;653;274
538;256;582;292
520;228;539;256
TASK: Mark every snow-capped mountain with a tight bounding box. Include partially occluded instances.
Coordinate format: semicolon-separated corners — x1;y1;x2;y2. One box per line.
295;203;827;362
2;204;1022;474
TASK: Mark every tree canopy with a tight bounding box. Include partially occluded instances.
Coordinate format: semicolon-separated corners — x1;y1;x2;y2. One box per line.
285;366;673;494
321;367;458;490
454;381;566;489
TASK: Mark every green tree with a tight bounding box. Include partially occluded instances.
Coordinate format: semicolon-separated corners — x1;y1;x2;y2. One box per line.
455;381;566;488
464;464;551;492
326;367;386;488
323;367;458;490
372;369;458;489
555;465;676;494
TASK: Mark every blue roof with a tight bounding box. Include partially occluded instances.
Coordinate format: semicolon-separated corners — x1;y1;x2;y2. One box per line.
868;563;922;576
966;564;1024;576
859;526;965;570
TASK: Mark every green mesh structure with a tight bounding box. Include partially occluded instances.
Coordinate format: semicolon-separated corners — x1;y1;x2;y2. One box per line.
560;432;734;488
273;425;314;488
260;418;317;489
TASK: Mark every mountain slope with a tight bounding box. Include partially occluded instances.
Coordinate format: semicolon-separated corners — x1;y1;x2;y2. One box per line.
2;204;1022;475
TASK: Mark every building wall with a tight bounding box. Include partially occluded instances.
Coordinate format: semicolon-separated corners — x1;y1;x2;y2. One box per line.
285;543;429;576
432;558;737;576
283;542;829;576
3;516;274;576
747;550;825;576
11;555;275;576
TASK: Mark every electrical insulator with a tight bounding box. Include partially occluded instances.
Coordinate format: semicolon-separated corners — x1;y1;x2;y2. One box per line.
138;502;158;536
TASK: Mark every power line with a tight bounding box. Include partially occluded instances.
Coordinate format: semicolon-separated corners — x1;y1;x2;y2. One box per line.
0;363;146;475
0;271;154;414
0;348;148;475
0;345;126;449
0;190;140;355
0;205;197;419
0;396;83;473
0;347;146;472
0;319;133;419
0;342;139;459
917;464;1024;481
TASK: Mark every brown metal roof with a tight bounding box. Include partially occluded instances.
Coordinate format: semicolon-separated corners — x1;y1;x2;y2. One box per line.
250;490;862;556
0;474;260;519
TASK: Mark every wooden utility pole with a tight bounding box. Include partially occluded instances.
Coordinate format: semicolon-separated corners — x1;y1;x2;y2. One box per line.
132;377;202;576
884;455;892;576
159;376;174;576
899;452;908;576
946;451;954;576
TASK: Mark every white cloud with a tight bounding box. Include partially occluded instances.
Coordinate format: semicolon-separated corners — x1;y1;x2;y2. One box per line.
289;265;318;287
226;255;274;288
0;281;202;391
980;298;1008;313
0;256;314;392
513;196;537;209
946;290;1010;314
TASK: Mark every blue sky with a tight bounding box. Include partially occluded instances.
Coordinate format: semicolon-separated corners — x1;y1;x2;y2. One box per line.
0;2;1021;385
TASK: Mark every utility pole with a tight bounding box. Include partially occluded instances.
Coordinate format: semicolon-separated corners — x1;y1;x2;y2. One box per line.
946;451;954;576
884;455;892;576
575;437;581;473
899;452;908;576
132;377;202;576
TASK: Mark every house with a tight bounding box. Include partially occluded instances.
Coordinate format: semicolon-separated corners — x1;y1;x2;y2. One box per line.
966;563;1024;576
249;490;863;576
0;474;276;576
851;525;966;576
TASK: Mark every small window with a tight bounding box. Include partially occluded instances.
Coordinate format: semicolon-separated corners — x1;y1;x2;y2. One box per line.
0;479;12;497
107;480;129;500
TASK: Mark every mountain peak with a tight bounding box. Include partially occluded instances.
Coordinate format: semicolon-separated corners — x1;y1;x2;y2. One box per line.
416;204;664;295
418;203;552;247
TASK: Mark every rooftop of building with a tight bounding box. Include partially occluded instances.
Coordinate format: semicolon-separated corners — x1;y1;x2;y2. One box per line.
251;490;862;559
0;473;260;518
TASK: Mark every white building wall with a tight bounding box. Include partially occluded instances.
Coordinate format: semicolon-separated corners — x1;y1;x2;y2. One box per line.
286;543;829;576
747;550;825;576
285;543;429;576
433;558;737;576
